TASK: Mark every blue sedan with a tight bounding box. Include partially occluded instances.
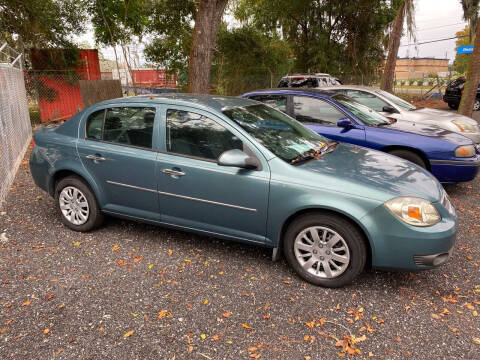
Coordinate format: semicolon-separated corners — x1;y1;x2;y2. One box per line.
241;89;480;184
30;94;457;287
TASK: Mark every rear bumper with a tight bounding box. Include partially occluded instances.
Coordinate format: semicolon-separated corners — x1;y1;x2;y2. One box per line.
430;158;480;183
443;94;460;104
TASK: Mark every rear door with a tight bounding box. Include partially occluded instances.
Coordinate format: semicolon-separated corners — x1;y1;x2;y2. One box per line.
77;104;161;220
156;105;271;244
291;96;366;145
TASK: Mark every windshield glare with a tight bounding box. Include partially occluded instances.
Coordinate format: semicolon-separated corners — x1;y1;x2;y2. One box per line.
222;104;327;163
376;89;416;111
331;94;390;126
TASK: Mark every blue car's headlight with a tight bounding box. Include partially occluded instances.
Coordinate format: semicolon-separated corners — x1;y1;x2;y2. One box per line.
384;197;441;227
455;145;476;158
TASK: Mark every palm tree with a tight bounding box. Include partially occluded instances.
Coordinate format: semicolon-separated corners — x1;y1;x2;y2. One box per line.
381;0;416;93
459;0;480;117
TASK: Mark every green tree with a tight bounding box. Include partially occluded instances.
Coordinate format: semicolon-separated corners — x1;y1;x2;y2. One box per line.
459;0;480;117
90;0;150;89
235;0;397;83
0;0;87;66
453;26;473;74
213;24;292;95
380;0;416;93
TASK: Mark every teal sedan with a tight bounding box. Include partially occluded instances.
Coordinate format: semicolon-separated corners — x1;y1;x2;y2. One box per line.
30;94;457;287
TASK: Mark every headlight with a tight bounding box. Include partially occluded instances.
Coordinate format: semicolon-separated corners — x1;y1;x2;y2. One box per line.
452;120;478;133
454;145;476;158
385;197;441;227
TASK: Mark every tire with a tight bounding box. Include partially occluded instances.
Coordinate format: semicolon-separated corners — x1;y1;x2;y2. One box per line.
474;99;480;111
388;149;426;169
283;213;367;287
448;103;459;110
54;175;104;232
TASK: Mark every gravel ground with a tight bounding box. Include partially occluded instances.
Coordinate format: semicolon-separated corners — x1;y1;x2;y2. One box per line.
1;145;480;360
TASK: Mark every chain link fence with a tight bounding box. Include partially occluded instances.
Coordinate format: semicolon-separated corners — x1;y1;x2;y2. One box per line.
0;65;32;208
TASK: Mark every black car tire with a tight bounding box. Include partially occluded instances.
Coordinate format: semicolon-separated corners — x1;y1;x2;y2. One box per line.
474;99;480;111
388;149;426;169
283;213;367;287
448;102;459;110
54;175;104;232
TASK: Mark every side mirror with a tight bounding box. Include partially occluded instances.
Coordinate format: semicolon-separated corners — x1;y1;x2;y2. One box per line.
382;105;397;113
337;118;354;129
217;149;258;170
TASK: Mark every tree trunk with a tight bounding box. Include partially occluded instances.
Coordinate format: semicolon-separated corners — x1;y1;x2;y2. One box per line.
187;0;228;94
459;20;480;117
380;2;406;93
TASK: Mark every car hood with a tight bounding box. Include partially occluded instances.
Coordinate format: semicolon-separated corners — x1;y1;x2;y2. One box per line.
401;107;479;127
293;143;443;203
384;118;472;145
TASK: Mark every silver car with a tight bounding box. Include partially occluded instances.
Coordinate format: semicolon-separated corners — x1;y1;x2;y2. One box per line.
321;85;480;143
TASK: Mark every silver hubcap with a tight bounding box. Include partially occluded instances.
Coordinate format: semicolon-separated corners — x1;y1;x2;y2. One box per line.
59;186;89;225
294;226;350;279
474;100;480;111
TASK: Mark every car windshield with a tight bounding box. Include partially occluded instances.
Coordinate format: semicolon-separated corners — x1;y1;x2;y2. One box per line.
375;89;416;111
331;94;390;126
222;104;329;163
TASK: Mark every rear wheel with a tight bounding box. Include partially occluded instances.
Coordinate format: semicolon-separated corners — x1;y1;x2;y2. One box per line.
448;103;459;110
55;176;103;232
388;149;426;169
283;213;367;287
473;99;480;111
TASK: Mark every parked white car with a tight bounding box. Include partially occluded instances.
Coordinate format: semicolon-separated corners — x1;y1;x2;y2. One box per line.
321;85;480;144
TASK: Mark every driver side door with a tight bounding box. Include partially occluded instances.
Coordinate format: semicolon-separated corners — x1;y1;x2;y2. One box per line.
156;106;271;244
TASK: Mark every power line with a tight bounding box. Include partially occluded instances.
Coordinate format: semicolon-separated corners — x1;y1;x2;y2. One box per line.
416;22;466;32
400;35;468;47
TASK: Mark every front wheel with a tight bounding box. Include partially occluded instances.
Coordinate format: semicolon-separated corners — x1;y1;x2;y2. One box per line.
388;149;426;169
283;213;367;287
55;176;104;232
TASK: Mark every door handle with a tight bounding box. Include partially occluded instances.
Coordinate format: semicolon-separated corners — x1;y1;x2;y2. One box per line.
86;154;106;162
162;169;185;176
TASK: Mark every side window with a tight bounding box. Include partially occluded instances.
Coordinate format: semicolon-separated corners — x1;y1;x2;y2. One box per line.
249;95;287;113
166;109;243;161
293;96;345;126
103;107;155;148
345;90;389;112
86;110;105;140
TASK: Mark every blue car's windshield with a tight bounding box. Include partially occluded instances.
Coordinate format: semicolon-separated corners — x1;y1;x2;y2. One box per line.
332;94;390;126
223;104;329;163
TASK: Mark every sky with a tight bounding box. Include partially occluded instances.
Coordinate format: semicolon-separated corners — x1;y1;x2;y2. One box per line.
76;0;467;66
398;0;467;62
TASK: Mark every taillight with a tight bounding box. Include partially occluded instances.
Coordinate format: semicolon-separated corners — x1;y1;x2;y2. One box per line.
31;139;35;147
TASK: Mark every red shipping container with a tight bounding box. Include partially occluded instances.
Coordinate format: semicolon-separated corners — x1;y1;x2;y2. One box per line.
132;69;177;88
30;49;100;122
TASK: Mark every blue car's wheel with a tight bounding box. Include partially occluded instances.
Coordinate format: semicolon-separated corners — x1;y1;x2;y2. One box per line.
388;149;426;169
55;176;104;232
283;213;366;287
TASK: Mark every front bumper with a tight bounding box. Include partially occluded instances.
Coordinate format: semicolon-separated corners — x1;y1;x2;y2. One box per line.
360;203;457;270
430;157;480;183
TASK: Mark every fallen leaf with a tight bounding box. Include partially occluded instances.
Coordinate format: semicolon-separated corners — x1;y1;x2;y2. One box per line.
43;328;50;335
393;337;402;342
123;330;134;338
148;264;154;269
117;260;127;266
431;313;441;320
112;244;120;251
168;249;173;255
158;310;168;319
473;338;480;345
305;320;315;328
249;354;260;359
212;334;220;341
263;314;270;319
21;299;30;306
72;241;81;246
46;294;54;301
133;256;143;263
203;299;209;305
242;323;252;329
282;280;291;285
223;312;232;318
0;327;8;334
248;346;258;351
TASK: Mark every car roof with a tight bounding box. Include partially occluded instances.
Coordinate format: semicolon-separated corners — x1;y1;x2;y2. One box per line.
318;85;377;91
93;93;258;112
243;88;338;98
